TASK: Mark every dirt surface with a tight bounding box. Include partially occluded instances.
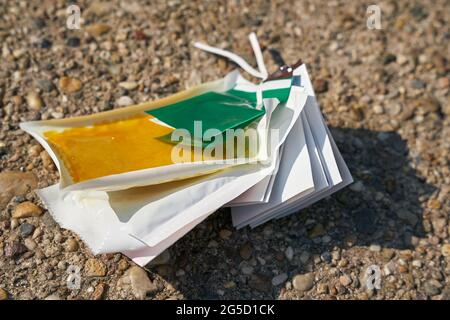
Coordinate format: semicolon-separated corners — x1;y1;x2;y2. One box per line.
0;0;449;300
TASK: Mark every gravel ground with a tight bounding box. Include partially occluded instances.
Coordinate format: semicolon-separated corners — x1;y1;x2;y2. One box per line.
0;0;449;300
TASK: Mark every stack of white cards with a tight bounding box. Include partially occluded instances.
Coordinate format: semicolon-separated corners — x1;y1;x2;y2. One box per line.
229;66;353;228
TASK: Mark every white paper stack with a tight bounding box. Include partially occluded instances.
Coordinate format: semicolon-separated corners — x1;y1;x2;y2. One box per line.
229;65;353;228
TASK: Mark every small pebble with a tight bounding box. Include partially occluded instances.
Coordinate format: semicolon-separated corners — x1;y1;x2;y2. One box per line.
36;79;55;92
59;77;82;93
28;145;43;157
118;259;129;271
175;269;185;277
299;251;310;264
134;30;147;41
369;244;381;252
32;17;46;29
239;242;253;260
396;54;409;65
322;235;332;244
4;241;27;258
350;181;364;192
65;238;79;252
120;266;157;299
437;77;449;89
91;283;106;300
84;258;107;277
321;251;332;263
0;288;8;300
313;79;328;93
119;81;138;91
40;39;52;49
339;275;352;286
272;273;288;286
26;92;43;110
67;37;81;47
241;266;254;275
248;274;271;293
428;199;442;210
441;244;450;257
10;218;19;229
219;229;232;239
24;238;37;251
285;246;294;261
57;261;67;270
32;227;42;239
308;223;326;238
412;260;422;268
19;223;35;238
423;281;441;296
292;273;315;291
373;105;384;114
40;150;54;168
116;96;134;107
410;79;426;89
383;54;396;65
317;283;329;294
12;202;43;219
86;24;111;37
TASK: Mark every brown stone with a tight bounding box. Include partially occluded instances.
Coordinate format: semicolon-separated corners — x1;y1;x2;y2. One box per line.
118;259;129;271
12;201;43;219
86;24;111;37
0;288;9;300
293;273;315;291
91;283;106;300
248;274;271;293
120;266;157;299
0;172;38;210
239;242;253;260
65;238;79;252
84;258;107;277
59;77;82;93
26;92;43;110
4;241;27;258
441;244;450;257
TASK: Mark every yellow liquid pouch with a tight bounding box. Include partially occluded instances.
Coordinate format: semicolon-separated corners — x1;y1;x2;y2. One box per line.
20;70;281;192
44;115;177;183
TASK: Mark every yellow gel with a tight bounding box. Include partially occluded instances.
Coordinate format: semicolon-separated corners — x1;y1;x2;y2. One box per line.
44;115;181;183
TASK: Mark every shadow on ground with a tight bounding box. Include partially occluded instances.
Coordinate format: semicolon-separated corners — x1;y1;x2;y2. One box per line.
145;127;436;299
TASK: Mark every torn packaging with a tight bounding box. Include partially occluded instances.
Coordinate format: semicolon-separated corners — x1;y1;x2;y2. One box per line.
35;64;308;265
22;34;351;266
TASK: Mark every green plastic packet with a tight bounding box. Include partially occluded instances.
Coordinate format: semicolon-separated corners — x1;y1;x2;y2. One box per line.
146;77;293;147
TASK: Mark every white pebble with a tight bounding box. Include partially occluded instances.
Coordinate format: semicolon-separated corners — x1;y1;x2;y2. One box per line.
285;246;294;261
119;81;138;90
116;96;134;107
